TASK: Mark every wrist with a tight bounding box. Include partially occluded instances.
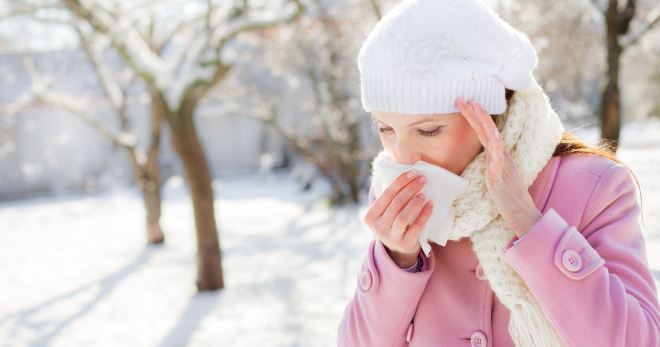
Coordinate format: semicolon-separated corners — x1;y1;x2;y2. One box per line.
514;207;542;237
387;248;419;268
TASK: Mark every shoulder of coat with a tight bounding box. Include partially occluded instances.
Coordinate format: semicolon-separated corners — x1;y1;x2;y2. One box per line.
555;152;623;180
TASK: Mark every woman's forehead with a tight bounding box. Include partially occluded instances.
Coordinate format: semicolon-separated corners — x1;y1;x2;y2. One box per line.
371;112;457;125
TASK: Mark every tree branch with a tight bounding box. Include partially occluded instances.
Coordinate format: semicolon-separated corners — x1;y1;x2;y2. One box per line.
618;0;636;35
622;3;660;48
59;0;168;93
37;91;137;149
370;0;382;20
1;1;61;18
73;23;125;114
181;0;305;104
0;91;38;117
589;0;605;14
215;0;304;56
155;13;205;52
9;57;137;150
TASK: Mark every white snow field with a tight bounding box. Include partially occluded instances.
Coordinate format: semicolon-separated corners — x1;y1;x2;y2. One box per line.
1;121;658;347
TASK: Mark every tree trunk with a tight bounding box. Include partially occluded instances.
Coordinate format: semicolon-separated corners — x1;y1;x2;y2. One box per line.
143;93;165;244
141;177;164;244
345;121;362;204
166;96;224;291
126;147;165;245
126;154;165;245
599;0;623;152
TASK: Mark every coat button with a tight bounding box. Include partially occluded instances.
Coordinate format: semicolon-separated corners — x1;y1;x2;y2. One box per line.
475;264;487;281
470;331;487;347
561;249;582;272
405;322;414;342
359;269;373;291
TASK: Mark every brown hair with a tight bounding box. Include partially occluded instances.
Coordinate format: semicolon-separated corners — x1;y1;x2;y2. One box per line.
491;88;644;220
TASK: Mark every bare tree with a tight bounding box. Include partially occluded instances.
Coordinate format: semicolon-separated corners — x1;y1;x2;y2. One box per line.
2;0;304;290
589;0;660;151
1;49;166;245
232;0;384;204
53;0;304;290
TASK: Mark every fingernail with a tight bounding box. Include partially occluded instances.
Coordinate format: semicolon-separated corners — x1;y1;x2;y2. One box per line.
416;193;425;200
418;176;427;184
406;169;417;179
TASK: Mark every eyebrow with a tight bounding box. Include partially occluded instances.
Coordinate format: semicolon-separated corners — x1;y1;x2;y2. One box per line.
371;115;443;127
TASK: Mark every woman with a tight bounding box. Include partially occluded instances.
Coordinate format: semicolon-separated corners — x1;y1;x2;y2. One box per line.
337;0;660;346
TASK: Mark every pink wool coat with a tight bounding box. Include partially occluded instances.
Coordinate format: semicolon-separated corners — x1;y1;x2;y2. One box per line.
337;153;660;346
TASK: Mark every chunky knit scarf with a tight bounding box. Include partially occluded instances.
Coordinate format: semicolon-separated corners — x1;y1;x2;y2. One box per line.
369;79;566;346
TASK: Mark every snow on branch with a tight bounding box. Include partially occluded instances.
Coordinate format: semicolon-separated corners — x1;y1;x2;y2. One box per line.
73;23;126;113
175;0;305;104
3;57;138;150
60;0;171;92
214;0;304;55
36;90;138;149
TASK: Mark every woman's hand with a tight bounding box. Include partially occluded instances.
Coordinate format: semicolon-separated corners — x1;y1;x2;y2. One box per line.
363;170;434;268
455;97;542;237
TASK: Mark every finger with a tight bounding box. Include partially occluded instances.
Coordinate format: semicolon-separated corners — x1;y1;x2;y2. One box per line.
469;102;497;152
456;99;490;152
503;149;516;169
467;104;502;171
474;102;501;141
364;169;421;226
405;201;434;241
472;102;505;164
392;191;428;239
380;175;427;233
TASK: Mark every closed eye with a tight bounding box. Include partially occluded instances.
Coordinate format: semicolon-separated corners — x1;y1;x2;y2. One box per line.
377;126;443;137
418;127;442;136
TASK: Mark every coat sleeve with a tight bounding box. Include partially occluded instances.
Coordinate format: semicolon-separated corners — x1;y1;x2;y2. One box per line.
337;238;434;347
501;163;660;346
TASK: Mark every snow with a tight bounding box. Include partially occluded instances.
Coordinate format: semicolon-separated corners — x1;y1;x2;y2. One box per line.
1;121;659;347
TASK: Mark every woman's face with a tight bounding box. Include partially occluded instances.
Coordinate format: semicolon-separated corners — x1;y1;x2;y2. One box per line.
372;111;484;176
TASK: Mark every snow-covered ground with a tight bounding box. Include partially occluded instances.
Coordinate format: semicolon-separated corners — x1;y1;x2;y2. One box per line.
1;121;658;347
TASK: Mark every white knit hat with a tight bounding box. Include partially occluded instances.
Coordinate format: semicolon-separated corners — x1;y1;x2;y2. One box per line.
358;0;538;115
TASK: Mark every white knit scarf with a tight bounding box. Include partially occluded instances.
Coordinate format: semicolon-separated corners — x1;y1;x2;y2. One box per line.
369;79;566;346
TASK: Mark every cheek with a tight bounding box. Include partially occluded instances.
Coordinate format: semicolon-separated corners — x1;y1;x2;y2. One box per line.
444;126;481;153
377;128;482;167
432;129;483;173
436;136;472;162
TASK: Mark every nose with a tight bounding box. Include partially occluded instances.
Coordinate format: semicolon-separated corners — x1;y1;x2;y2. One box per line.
394;141;421;165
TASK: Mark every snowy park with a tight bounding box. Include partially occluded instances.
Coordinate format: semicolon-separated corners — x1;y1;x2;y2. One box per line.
0;123;659;347
1;0;659;346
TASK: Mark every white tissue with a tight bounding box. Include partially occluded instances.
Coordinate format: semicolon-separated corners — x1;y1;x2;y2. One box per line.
374;155;469;257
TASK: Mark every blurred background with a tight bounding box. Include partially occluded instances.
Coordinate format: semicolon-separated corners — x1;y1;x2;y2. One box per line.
0;0;658;346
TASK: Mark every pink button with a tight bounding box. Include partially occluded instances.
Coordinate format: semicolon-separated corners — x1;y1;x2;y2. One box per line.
470;331;487;347
359;270;373;291
475;264;487;281
562;249;582;272
406;322;414;342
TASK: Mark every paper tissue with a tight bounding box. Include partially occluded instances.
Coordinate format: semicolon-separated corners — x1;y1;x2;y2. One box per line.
373;154;469;257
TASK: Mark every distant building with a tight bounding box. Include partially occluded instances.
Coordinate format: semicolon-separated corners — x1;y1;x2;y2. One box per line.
0;50;290;200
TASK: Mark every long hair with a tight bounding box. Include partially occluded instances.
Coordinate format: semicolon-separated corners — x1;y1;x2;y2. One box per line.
491;88;644;221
